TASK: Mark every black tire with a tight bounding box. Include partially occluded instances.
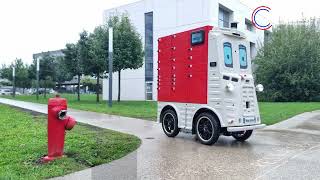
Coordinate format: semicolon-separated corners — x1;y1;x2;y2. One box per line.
195;112;220;145
161;109;180;137
232;130;253;142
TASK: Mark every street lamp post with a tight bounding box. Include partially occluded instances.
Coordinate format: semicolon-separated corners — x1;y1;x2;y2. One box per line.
36;57;40;100
108;27;113;107
12;66;16;98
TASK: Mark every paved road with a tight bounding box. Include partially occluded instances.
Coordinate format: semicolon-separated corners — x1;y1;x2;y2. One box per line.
0;98;320;180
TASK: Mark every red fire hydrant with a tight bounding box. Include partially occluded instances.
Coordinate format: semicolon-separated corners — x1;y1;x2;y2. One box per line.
42;95;77;162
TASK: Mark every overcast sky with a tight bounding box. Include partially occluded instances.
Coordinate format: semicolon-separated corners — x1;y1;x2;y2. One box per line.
0;0;319;65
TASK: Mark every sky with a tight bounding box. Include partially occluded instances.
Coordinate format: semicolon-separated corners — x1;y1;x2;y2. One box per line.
0;0;319;65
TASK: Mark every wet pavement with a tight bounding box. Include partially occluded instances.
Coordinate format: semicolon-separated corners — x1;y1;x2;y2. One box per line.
0;98;320;180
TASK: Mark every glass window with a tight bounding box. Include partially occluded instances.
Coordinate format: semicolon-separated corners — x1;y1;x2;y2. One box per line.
219;8;230;28
224;42;233;67
245;19;254;32
146;82;153;100
239;45;248;69
145;12;153;82
191;30;205;45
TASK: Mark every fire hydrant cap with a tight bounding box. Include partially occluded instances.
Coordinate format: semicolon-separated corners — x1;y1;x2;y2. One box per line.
48;97;67;109
65;116;77;130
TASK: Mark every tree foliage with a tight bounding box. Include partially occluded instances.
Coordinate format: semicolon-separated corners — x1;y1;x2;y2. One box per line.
63;43;81;77
82;14;144;102
54;56;73;88
107;14;144;101
0;59;31;91
111;15;144;73
255;19;320;101
62;42;82;100
83;29;107;102
29;53;56;97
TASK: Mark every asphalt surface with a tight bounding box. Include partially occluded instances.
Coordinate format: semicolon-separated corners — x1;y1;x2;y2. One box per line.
0;98;319;180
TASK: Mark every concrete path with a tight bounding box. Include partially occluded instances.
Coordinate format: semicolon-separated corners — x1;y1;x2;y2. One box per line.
266;110;320;136
1;98;320;180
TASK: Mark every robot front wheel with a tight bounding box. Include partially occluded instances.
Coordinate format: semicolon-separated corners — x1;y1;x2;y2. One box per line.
195;112;221;145
161;109;180;137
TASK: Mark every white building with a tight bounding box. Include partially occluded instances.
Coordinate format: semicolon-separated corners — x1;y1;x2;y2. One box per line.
103;0;267;101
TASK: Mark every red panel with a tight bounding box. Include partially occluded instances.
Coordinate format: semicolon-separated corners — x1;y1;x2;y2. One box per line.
170;61;188;102
158;26;213;104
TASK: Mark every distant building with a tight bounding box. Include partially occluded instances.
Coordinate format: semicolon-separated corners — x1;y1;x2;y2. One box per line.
0;78;8;82
102;0;267;101
33;49;64;60
0;78;10;86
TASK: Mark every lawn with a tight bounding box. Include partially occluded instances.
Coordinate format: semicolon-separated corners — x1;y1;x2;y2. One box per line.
2;94;320;125
259;102;320;125
2;94;157;120
0;104;141;180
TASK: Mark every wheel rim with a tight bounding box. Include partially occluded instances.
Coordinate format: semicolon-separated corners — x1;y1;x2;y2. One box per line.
197;117;214;141
163;113;175;134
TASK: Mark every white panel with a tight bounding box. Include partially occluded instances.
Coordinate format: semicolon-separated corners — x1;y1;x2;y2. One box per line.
103;68;145;101
177;0;205;26
153;0;177;30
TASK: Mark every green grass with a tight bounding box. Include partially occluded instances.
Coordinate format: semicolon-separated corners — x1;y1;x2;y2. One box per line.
0;104;141;180
259;102;320;125
2;94;320;125
2;94;157;120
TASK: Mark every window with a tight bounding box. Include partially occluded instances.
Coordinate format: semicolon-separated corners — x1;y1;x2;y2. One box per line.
146;82;153;100
145;12;153;100
219;7;231;28
239;45;248;69
250;42;257;59
145;12;153;82
245;19;254;32
191;30;205;45
224;42;233;67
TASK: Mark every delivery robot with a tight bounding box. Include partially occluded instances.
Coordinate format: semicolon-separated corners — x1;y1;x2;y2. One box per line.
157;25;265;145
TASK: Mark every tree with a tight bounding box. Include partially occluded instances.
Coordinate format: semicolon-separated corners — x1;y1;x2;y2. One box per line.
81;76;97;93
108;14;144;102
62;43;82;100
30;53;56;98
40;76;55;96
54;56;73;92
0;64;11;81
0;59;31;93
86;27;108;102
255;18;320;101
82;14;143;103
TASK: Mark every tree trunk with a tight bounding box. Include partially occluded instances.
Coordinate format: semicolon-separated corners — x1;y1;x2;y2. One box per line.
23;88;25;94
118;70;121;102
57;83;60;93
77;74;81;101
96;74;100;103
44;87;47;98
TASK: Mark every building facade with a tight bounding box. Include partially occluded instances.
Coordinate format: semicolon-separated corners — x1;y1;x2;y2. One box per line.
103;0;266;101
33;50;64;60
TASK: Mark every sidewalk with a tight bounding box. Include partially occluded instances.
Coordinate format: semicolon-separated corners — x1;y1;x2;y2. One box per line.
1;98;320;180
266;110;320;136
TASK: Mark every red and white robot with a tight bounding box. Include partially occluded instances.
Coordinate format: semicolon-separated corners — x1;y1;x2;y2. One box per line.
157;25;265;145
